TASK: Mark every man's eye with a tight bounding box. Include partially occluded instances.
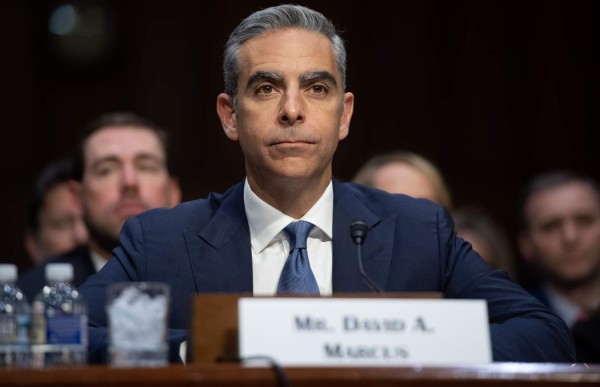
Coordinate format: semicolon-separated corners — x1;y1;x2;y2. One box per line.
539;220;560;233
574;214;596;227
95;165;115;176
311;85;326;94
257;85;274;94
138;162;161;173
52;218;73;230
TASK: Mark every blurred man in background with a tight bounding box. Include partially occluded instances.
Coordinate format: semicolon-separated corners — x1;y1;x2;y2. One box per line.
18;112;181;300
24;157;88;265
519;170;600;362
25;158;88;264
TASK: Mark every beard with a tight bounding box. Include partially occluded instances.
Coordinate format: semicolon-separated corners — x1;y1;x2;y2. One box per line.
541;261;600;290
84;215;121;257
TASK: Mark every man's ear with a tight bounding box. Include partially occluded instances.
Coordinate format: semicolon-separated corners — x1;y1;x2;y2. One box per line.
217;93;239;141
518;231;535;262
338;92;354;141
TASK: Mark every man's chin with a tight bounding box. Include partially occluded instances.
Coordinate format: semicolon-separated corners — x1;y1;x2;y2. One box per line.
85;223;121;256
117;208;148;220
550;271;598;289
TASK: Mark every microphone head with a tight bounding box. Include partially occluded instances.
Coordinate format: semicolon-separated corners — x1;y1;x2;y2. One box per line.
350;219;368;244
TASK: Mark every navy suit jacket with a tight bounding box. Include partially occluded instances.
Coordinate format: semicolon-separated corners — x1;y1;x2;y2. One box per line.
79;181;575;363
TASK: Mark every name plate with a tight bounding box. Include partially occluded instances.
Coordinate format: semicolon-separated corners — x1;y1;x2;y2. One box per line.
238;298;491;366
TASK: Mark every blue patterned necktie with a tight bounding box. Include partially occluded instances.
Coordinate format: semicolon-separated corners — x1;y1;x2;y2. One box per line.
277;221;320;295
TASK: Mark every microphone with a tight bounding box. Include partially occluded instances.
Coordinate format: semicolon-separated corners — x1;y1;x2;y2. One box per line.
350;219;383;294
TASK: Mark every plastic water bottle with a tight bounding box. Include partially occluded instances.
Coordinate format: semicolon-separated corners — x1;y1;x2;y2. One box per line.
31;263;88;367
0;264;31;368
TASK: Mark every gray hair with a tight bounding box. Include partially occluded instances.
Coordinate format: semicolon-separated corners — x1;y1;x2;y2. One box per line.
223;4;347;102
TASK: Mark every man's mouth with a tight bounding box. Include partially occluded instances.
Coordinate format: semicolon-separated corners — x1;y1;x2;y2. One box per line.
116;201;148;217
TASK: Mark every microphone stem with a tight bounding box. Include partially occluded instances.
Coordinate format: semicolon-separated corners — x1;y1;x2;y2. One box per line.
356;242;383;294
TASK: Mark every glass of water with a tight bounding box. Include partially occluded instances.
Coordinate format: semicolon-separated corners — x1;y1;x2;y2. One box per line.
106;282;170;367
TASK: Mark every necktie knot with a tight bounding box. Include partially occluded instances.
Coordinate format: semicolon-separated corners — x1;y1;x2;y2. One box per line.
284;221;314;250
277;220;319;295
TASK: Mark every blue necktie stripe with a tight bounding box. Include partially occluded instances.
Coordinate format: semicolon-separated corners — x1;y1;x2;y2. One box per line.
277;221;320;295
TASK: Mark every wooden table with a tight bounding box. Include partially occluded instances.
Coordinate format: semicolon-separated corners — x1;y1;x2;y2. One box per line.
1;363;599;386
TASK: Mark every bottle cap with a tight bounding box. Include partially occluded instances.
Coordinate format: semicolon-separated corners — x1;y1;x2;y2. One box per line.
0;264;17;283
45;263;74;282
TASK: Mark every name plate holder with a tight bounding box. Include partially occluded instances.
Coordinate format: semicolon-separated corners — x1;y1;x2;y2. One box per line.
239;298;491;365
189;292;447;364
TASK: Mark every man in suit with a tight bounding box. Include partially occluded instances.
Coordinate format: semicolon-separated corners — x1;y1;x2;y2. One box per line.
518;170;600;362
18;112;181;301
80;5;574;363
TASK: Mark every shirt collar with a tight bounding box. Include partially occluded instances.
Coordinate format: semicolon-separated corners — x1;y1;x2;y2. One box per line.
243;178;333;254
90;249;108;272
544;284;581;328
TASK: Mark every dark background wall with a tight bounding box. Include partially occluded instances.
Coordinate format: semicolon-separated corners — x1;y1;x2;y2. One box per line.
2;0;599;276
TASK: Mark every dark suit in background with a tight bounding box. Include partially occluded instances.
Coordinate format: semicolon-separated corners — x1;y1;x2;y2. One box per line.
79;181;575;363
529;286;600;363
18;246;96;302
572;315;600;363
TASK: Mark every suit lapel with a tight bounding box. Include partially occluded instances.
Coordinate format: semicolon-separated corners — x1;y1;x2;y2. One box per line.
332;182;396;292
184;183;253;293
182;181;396;294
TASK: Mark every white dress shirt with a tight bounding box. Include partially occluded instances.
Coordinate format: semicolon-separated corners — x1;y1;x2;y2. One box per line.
90;249;108;273
545;285;582;328
244;179;333;296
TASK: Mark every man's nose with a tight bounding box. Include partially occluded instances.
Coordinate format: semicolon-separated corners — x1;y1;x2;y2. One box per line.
278;91;305;126
120;165;140;189
561;220;579;244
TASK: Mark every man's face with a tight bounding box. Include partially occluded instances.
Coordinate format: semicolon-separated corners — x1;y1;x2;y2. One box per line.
81;126;180;253
27;182;88;263
521;181;600;286
218;28;353;188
